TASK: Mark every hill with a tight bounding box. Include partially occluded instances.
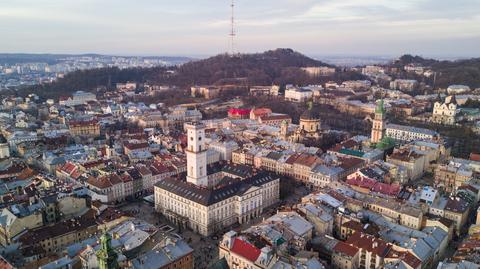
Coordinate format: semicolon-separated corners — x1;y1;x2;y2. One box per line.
432;58;480;89
394;54;438;67
176;48;333;86
14;67;163;99
394;54;480;89
14;48;342;99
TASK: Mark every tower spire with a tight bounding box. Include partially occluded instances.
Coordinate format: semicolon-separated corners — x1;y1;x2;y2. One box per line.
375;98;385;115
96;232;118;269
229;0;236;55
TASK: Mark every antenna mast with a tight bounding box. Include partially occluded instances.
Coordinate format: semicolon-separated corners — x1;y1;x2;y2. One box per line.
229;0;236;55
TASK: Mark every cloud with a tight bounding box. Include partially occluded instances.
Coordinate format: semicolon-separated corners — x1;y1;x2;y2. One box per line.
0;0;479;56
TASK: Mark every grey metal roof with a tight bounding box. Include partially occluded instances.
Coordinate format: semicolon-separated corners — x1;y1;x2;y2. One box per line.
221;163;253;178
131;238;193;269
386;123;438;136
155;172;277;206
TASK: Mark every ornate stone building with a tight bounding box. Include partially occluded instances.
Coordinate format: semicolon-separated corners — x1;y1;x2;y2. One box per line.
154;122;280;236
432;95;458;125
292;103;322;142
68;119;101;137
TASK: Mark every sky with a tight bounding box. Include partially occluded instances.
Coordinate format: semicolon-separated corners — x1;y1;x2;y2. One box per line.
1;0;479;58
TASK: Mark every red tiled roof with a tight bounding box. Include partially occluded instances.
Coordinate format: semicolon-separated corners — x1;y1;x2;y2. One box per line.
178;134;188;146
230;238;261;262
329;139;360;152
251;108;272;116
228;108;250;116
445;197;469;213
347;176;376;189
285;154;301;164
401;251;422;269
334;241;359;257
70;170;82;180
259;114;291;121
87;174;122;189
82;160;105;169
124;141;149;150
294;153;320;167
470;153;480;162
345;232;391;257
16;167;38;180
109;174;123;185
151;162;173;175
330;144;343;152
0;162;28;177
372;182;400;196
125;133;148;140
340;139;360;149
156;153;173;161
87;176;112;189
59;162;77;175
389;150;422;162
136;165;152;176
458;238;480;250
342;221;379;237
339;157;364;170
327;190;348;203
386;249;422;269
120;174;133;183
346;176;400;196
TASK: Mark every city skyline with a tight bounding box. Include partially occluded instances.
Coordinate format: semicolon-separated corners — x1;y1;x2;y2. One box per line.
1;0;479;57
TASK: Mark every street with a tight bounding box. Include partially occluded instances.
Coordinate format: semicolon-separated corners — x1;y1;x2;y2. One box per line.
116;182;313;268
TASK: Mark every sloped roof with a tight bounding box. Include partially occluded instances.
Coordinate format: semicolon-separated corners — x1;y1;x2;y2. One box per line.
155;172;277;206
333;241;359;257
230;238;261;262
345;232;391;257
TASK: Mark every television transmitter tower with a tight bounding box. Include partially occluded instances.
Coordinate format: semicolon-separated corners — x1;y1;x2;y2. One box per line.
229;0;236;55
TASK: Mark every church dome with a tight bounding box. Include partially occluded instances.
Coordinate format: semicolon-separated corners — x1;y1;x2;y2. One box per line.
300;109;320;121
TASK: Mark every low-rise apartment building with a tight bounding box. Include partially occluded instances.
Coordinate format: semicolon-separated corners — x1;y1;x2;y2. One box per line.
386;124;439;143
68;119;100;137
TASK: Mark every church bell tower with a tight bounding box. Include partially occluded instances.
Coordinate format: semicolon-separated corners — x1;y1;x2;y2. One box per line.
371;99;386;144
